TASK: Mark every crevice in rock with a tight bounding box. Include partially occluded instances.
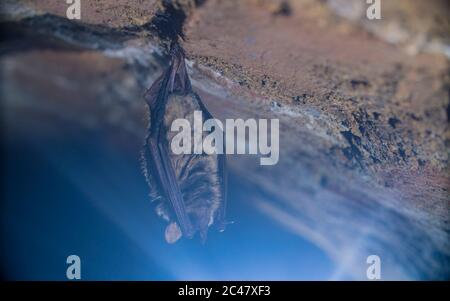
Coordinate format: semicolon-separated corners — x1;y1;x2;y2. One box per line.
0;0;207;56
144;0;208;49
0;14;139;55
146;0;187;43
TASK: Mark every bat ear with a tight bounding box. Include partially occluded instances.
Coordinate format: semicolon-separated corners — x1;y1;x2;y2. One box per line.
165;222;183;244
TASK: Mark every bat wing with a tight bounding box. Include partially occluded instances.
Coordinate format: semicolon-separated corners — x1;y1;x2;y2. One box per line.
145;131;194;238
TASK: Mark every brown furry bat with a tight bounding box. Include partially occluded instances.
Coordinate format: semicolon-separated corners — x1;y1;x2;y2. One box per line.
142;43;228;243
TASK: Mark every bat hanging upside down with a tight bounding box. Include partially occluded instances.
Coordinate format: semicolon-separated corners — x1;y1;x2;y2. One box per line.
142;43;229;243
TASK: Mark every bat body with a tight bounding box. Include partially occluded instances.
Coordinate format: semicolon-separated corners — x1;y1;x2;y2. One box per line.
142;44;228;243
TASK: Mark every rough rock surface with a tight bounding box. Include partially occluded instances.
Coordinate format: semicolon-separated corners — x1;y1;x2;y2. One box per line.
1;0;449;279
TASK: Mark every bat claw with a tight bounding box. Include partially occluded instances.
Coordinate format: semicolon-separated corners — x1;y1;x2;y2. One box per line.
217;220;234;232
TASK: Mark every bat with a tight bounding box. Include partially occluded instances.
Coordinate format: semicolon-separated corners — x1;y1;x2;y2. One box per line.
142;43;228;243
